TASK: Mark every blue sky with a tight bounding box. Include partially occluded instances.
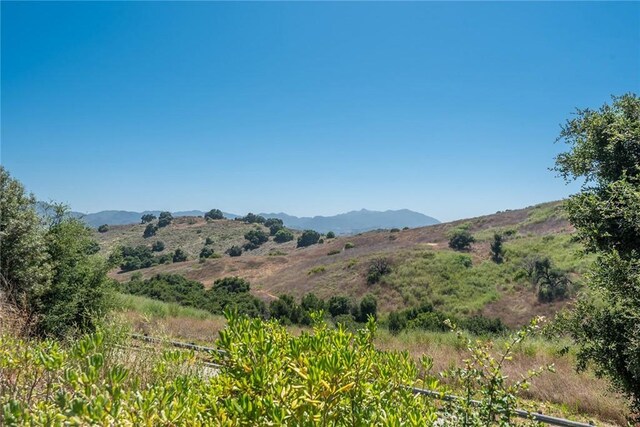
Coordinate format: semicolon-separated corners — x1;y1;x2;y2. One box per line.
2;2;639;222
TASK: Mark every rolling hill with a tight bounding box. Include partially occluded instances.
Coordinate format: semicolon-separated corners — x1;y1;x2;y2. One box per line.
98;200;584;327
74;207;439;234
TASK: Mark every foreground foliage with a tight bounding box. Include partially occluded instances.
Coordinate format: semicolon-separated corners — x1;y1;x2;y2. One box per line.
0;311;555;426
0;167;112;337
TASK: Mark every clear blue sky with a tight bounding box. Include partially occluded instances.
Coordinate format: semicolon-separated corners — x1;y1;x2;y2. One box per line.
2;2;639;221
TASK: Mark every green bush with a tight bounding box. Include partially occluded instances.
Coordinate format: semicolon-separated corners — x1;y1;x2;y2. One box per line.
326;231;336;239
273;229;294;243
327;295;352;317
367;257;393;284
123;274;265;318
151;240;165;252
199;247;215;259
157;211;173;228
143;223;158;238
297;230;321;248
327;249;341;256
236;212;265;224
243;229;269;250
344;242;355;250
172;248;187;262
490;233;504;263
226;245;242;257
97;224;109;233
448;227;475;251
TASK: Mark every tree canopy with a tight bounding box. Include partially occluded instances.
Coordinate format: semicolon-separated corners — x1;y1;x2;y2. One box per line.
555;93;640;414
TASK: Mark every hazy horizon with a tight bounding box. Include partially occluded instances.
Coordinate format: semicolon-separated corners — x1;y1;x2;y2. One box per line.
2;2;638;222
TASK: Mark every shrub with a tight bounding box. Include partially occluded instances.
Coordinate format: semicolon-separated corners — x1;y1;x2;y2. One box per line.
388;311;407;335
143;223;158;238
524;257;571;302
199;247;215;259
448;227;475;251
307;266;326;275
243;229;269;250
205;237;214;245
327;249;341;256
297;230;321;248
140;213;156;223
151;240;165;252
204;209;224;220
326;231;336;239
490;233;504;263
265;218;284;235
158;211;173;228
172;248;187;262
236;212;265;224
367;257;392;284
301;293;325;312
269;294;308;325
97;224;109;233
212;276;250;293
273;229;294;243
327;295;352;317
402;226;410;230
118;245;157;271
358;294;377;321
390;228;400;233
344;242;355;250
226;245;242;257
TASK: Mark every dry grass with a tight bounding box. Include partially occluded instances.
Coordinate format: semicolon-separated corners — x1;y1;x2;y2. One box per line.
374;329;629;426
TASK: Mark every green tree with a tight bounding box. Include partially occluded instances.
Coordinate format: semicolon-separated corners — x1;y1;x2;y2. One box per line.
367;257;392;284
448;226;475;251
97;224;109;233
172;248;187;262
34;207;113;337
140;214;156;223
297;230;321;248
490;233;504;263
554;93;640;413
0;167;52;308
158;211;173;228
274;229;294;243
143;223;158;238
326;231;336;239
204;209;224;220
151;241;165;252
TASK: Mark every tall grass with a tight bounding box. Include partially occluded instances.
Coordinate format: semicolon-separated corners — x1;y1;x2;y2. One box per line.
115;293;214;320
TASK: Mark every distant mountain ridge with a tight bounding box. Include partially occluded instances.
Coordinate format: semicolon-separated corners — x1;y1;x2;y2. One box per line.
258;209;439;234
68;207;439;234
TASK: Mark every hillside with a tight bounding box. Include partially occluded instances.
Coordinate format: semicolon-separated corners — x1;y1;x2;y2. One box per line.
77;207;439;234
100;200;584;327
